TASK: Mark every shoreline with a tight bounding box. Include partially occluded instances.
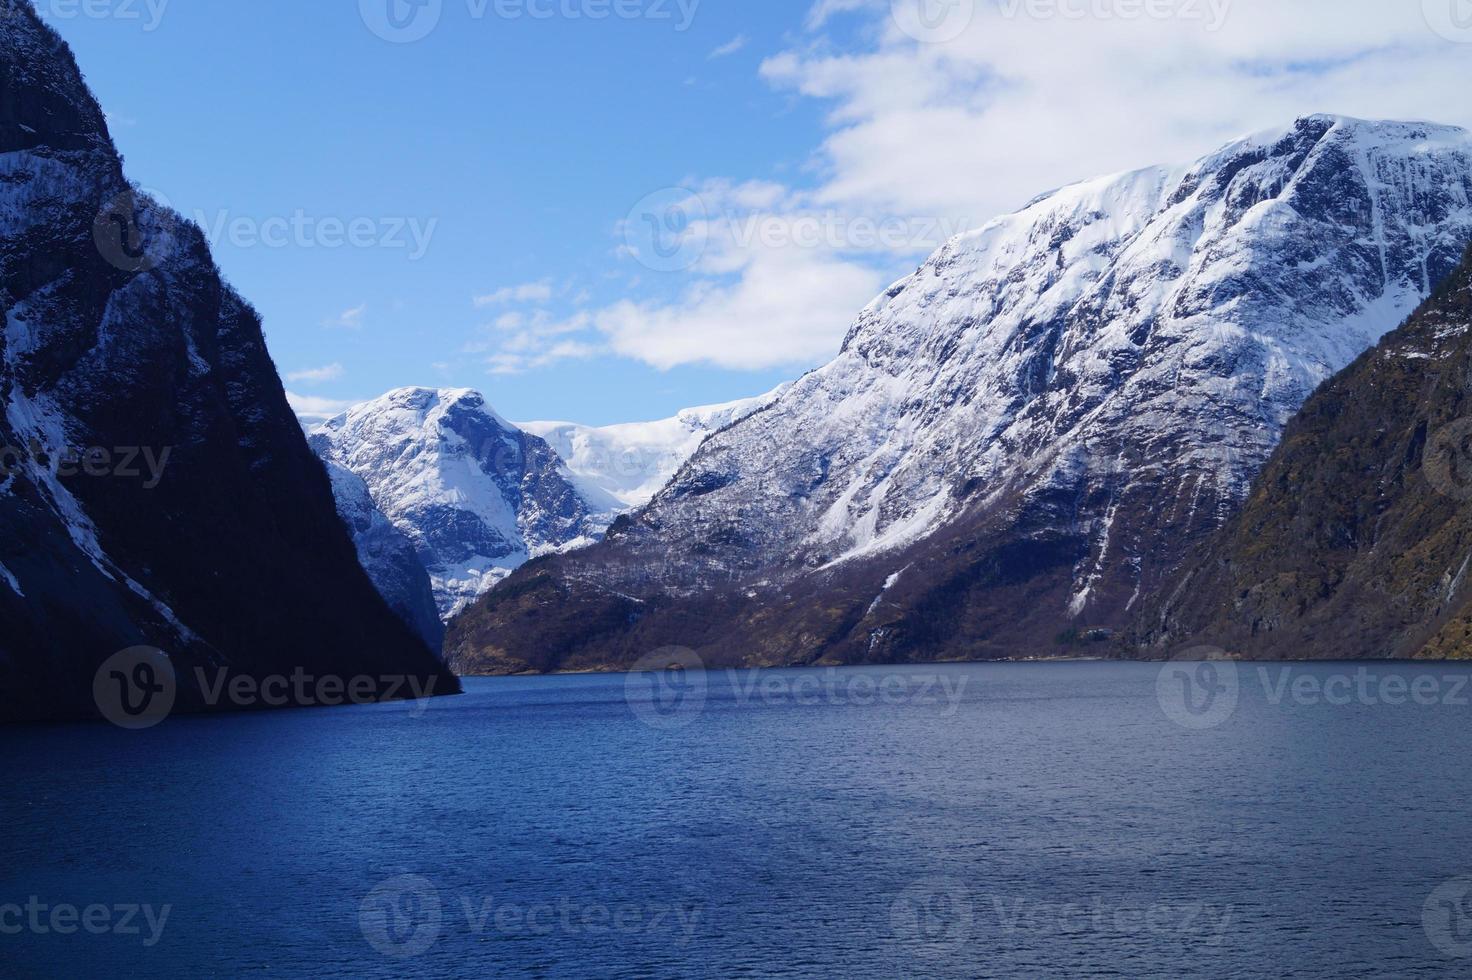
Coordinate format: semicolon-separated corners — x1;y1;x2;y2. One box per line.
457;653;1472;680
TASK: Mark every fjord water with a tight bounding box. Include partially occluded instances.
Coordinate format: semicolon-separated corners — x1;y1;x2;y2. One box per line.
5;662;1472;977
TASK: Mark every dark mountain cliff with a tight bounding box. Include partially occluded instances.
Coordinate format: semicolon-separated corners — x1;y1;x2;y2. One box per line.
0;1;457;721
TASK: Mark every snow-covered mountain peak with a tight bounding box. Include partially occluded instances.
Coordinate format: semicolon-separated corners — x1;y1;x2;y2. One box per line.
324;386;512;437
446;117;1472;674
313;385;784;620
312;387;601;619
520;385;787;510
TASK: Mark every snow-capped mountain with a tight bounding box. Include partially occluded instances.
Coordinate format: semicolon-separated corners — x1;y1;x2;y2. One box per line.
0;4;454;721
312;387;784;621
312;388;602;620
519;386;787;512
447;115;1472;674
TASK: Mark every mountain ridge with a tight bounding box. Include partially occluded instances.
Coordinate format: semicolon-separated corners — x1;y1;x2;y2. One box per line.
446;114;1472;674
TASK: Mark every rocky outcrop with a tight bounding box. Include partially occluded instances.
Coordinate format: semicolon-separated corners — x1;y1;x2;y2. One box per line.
1137;245;1472;660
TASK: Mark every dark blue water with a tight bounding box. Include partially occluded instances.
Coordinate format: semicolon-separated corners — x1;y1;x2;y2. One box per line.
5;661;1472;978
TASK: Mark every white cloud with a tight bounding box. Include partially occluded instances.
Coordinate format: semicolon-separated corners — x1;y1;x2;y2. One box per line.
476;178;918;373
764;0;1472;221
286;391;359;426
472;310;601;374
285;362;345;384
487;339;601;375
464;0;1472;378
594;246;883;370
322;303;367;330
474;281;554;307
708;34;749;59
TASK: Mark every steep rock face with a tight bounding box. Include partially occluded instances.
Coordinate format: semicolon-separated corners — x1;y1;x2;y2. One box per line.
0;3;456;721
321;461;444;651
448;116;1472;674
1137;246;1472;660
311;388;604;619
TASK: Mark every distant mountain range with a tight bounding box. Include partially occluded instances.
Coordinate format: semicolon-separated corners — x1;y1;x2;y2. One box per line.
445;115;1472;674
0;4;455;722
308;386;783;629
520;387;786;513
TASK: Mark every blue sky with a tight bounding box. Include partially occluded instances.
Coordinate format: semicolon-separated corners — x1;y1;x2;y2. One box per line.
45;0;1472;425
